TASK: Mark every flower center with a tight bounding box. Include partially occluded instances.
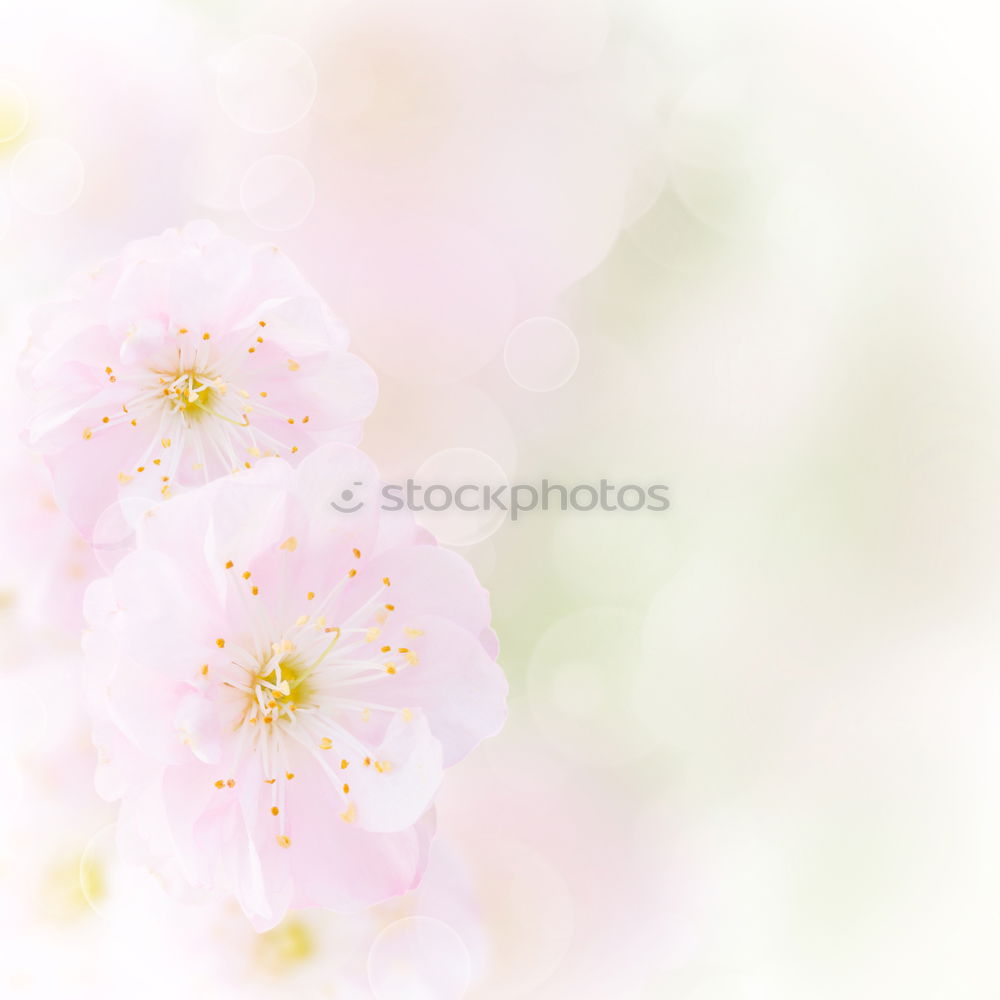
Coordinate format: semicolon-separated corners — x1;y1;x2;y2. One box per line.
87;324;311;487
246;649;318;725
211;559;416;846
162;369;224;422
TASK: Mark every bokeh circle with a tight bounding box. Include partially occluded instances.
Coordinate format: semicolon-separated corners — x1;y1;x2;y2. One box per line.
217;36;317;134
10;139;84;214
368;916;472;1000
412;447;510;547
504;317;580;392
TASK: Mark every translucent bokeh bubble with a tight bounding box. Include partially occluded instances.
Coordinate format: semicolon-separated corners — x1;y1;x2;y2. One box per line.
411;447;509;547
186;105;313;213
240;154;315;231
368;916;471;1000
527;606;664;765
504;317;580;392
10;139;84;214
0;79;28;142
217;35;317;134
0;186;9;241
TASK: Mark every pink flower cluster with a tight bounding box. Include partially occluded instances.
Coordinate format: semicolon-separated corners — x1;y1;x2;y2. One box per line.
22;222;507;930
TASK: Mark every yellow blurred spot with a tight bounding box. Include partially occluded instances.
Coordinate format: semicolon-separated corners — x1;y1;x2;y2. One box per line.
256;918;313;974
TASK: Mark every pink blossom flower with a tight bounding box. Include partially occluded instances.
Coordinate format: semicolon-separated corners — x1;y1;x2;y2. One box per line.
0;449;99;634
22;221;377;538
84;443;506;930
